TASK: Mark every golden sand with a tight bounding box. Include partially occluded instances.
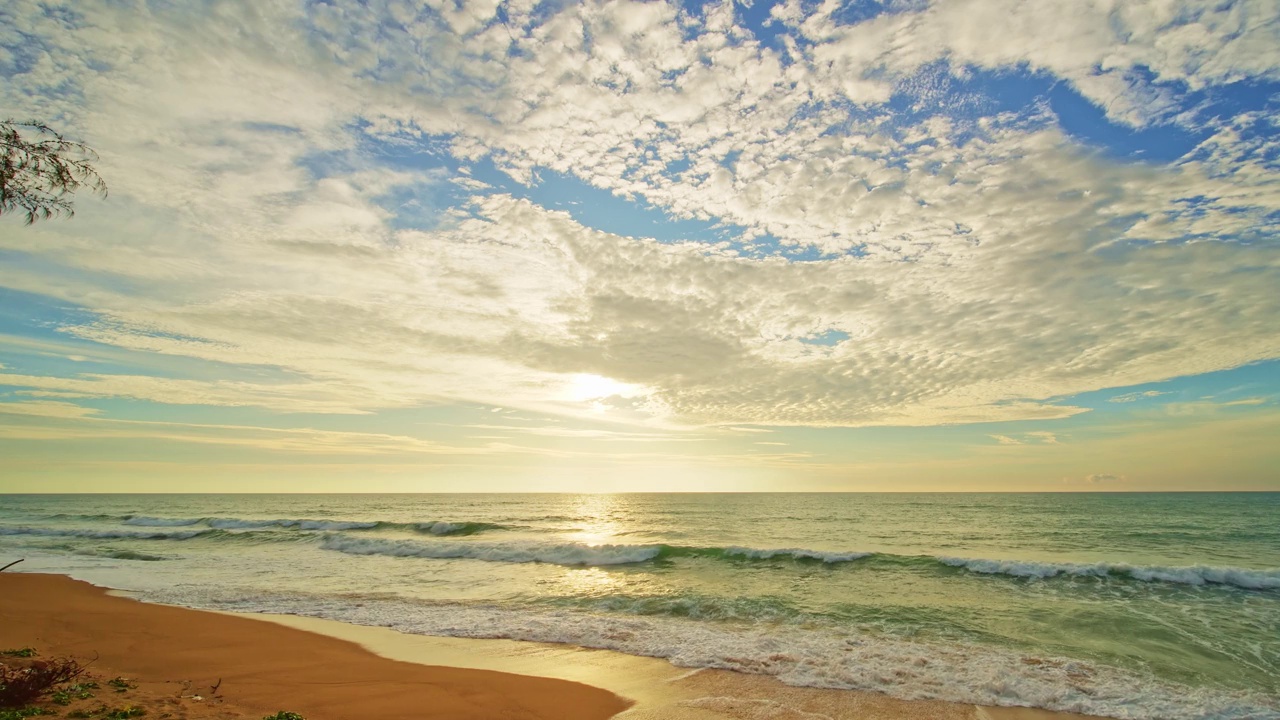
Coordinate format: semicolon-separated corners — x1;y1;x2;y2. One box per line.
1;573;1099;720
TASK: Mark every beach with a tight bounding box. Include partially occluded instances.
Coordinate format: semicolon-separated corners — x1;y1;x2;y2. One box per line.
0;573;628;720
1;573;1099;720
1;494;1276;719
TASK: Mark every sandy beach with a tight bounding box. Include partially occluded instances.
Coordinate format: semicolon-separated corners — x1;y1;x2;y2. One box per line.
0;573;1102;720
0;573;628;720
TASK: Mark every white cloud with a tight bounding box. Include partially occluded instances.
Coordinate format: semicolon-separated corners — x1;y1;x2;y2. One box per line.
0;0;1276;431
1024;432;1060;445
1109;390;1170;403
0;401;102;419
1084;472;1126;484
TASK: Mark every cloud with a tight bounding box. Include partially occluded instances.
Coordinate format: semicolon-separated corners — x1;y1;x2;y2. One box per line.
0;0;1276;432
1024;432;1060;445
1223;397;1267;407
462;423;697;441
0;401;102;419
1109;390;1170;403
1084;473;1126;484
990;435;1023;445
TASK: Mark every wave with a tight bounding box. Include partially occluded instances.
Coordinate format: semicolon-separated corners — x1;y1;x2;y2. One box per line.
9;520;1275;592
414;521;506;536
318;536;878;567
0;526;212;540
144;589;1280;720
0;526;300;545
936;556;1280;590
321;536;665;565
80;513;510;536
723;547;873;563
317;536;1280;591
206;518;380;531
73;548;166;561
123;516;204;527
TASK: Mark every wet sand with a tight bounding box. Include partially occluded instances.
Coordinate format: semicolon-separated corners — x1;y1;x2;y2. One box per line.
1;573;1098;720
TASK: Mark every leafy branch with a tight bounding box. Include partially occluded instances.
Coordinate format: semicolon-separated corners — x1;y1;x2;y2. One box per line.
0;120;107;225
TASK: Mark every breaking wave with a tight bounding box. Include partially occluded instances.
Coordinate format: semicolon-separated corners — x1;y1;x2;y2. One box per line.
413;521;506;536
320;536;666;566
73;548;167;561
318;537;877;567
144;590;1280;720
936;556;1280;590
317;535;1280;591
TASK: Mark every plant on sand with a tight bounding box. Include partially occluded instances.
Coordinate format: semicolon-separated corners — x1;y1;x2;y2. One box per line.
106;678;134;693
0;651;34;659
0;708;53;720
262;712;305;720
0;658;85;707
64;706;143;720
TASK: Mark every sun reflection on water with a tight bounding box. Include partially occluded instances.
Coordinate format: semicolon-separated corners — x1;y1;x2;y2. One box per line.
567;494;624;546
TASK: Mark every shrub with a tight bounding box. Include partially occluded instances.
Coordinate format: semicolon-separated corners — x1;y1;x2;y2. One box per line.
0;658;85;707
263;712;305;720
0;651;34;659
0;708;53;720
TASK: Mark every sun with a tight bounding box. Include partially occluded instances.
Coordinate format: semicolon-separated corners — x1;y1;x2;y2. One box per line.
563;373;646;403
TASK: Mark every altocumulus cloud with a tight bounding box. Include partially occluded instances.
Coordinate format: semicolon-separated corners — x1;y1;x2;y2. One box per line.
0;0;1277;428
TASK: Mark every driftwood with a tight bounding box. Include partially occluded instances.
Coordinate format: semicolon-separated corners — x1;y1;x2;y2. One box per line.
0;559;24;573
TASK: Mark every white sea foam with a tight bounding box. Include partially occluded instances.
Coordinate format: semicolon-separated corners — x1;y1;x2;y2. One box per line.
320;536;663;566
937;556;1280;590
724;547;873;563
418;521;465;535
145;589;1280;720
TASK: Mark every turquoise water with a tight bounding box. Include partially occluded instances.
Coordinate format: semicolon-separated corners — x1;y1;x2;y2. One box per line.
1;493;1277;719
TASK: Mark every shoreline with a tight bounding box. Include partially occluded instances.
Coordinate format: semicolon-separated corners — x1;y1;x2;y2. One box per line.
2;572;1098;720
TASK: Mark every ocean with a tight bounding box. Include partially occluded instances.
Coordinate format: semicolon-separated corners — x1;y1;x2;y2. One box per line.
1;493;1276;719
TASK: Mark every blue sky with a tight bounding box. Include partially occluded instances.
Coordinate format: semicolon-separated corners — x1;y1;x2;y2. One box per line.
0;0;1277;491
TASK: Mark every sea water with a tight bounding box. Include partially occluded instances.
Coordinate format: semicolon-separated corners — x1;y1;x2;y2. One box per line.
1;493;1276;719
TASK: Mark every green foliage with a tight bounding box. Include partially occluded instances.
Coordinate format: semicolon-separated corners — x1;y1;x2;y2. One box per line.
65;706;143;720
0;650;35;659
106;679;133;693
262;712;305;720
0;119;107;225
0;707;53;720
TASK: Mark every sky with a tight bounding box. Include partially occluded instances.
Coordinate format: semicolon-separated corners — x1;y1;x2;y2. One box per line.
0;0;1278;493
